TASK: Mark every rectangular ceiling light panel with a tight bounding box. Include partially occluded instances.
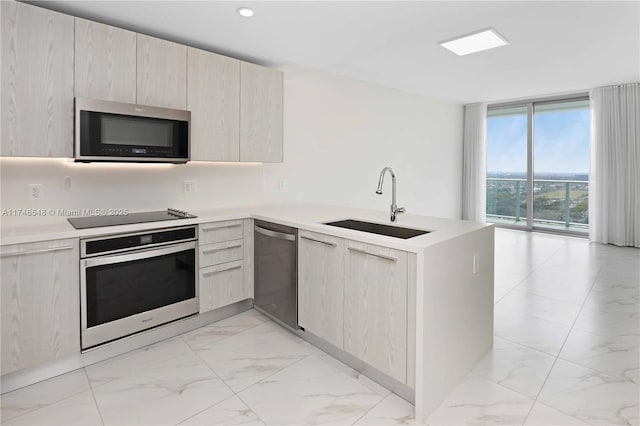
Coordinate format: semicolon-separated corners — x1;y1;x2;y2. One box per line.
440;28;509;56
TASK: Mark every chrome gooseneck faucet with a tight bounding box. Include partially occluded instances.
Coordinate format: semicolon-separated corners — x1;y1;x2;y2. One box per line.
376;167;405;222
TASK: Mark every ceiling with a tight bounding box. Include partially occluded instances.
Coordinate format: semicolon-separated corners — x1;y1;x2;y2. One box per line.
27;1;640;105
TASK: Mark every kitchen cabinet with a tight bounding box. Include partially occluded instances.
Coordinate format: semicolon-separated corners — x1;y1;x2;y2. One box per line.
344;240;408;383
198;220;249;313
137;34;187;109
1;1;74;157
240;62;283;162
188;47;240;161
74;18;136;103
1;239;80;375
298;230;345;349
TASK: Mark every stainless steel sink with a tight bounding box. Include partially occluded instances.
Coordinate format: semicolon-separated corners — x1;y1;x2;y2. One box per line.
323;219;430;239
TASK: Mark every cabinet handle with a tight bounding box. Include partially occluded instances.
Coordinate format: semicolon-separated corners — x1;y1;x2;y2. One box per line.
202;265;242;276
348;247;397;263
300;236;336;248
201;223;241;231
1;245;75;258
202;244;242;254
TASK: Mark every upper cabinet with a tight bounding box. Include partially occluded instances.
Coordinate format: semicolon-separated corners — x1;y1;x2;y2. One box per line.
137;34;187;109
1;2;282;162
1;1;74;157
188;47;240;161
240;62;283;163
74;18;136;103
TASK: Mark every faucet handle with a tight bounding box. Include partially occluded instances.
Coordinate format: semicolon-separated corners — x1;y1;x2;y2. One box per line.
396;207;406;214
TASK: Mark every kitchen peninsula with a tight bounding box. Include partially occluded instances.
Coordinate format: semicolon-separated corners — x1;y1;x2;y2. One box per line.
1;202;493;422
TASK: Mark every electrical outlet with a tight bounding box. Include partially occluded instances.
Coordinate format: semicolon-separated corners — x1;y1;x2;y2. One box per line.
183;180;197;193
29;184;43;201
64;176;72;191
473;254;479;274
278;179;286;191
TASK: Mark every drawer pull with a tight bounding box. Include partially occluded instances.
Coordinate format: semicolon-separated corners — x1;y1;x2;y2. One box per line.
1;246;74;258
202;244;242;254
300;236;336;248
202;265;242;276
348;247;397;263
201;224;241;232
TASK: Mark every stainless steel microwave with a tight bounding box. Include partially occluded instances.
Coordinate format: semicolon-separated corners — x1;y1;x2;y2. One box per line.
75;98;190;163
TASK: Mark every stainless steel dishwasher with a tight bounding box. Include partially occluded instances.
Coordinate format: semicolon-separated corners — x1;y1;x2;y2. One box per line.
254;220;298;330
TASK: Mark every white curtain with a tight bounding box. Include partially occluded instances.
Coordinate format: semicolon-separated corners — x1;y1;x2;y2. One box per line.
462;103;487;222
590;83;640;247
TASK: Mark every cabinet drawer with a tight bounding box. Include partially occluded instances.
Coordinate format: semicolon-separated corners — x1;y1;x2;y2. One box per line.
199;260;245;313
199;239;243;268
199;220;243;244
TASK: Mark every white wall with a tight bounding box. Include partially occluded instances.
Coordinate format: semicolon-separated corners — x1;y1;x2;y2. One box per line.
0;65;463;221
0;158;265;214
264;65;464;219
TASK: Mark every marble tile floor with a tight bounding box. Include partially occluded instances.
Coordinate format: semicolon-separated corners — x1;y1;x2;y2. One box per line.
1;229;638;425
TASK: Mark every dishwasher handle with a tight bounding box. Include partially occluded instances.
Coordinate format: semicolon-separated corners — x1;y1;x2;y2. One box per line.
255;225;296;241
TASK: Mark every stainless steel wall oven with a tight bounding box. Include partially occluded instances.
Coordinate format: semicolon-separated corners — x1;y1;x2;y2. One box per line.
80;226;198;349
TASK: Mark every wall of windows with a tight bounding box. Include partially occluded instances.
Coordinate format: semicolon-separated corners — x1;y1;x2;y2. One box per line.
486;97;590;234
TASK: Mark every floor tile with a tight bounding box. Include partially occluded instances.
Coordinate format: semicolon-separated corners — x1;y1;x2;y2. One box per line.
179;395;264;425
572;307;639;337
2;391;102;426
195;322;314;393
583;286;640;315
496;290;582;327
238;355;383;425
84;337;193;388
354;393;415;425
425;376;534;425
470;337;556;398
524;401;589;425
311;346;392;398
91;351;233;425
560;328;639;383
516;275;593;305
180;309;270;351
1;369;90;422
494;309;572;356
538;359;639;425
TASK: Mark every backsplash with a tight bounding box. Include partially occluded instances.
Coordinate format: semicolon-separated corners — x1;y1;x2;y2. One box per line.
0;158;265;217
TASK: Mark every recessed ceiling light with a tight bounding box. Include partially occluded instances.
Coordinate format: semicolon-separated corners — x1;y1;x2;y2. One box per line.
439;28;509;56
237;7;254;17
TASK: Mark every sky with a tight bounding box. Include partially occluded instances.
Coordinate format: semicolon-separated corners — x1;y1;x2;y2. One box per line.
486;106;590;176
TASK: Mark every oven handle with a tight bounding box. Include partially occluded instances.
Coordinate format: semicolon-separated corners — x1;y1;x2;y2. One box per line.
83;241;197;268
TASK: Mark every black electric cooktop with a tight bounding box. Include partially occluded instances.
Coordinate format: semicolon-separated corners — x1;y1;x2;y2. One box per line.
67;208;197;229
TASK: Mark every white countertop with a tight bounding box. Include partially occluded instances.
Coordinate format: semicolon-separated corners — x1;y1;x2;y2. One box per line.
1;202;491;252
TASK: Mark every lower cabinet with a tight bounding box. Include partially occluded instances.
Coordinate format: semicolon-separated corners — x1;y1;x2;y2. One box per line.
343;240;408;383
199;260;245;312
198;220;250;313
1;239;80;375
297;231;410;384
298;230;345;349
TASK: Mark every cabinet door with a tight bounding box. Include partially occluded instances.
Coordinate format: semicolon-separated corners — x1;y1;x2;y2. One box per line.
1;239;80;374
298;231;345;349
344;241;408;382
199;261;245;313
137;34;187;109
239;62;283;162
1;1;74;157
74;18;136;103
188;47;240;161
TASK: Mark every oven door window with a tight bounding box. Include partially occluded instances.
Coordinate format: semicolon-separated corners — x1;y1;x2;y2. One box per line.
85;249;195;327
